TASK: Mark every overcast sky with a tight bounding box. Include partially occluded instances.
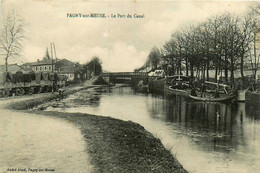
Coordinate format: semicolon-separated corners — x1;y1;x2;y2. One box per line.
0;0;254;72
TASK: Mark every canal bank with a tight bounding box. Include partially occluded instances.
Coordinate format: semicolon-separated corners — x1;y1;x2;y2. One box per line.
2;84;187;172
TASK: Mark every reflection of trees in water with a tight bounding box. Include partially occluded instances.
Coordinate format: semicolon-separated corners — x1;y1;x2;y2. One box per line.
129;87;257;154
164;95;188;122
160;96;254;153
137;89;258;156
245;101;260;120
147;94;165;119
109;87;258;155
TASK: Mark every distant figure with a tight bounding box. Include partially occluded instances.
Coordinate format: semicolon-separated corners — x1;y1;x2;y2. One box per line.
170;79;176;88
138;80;144;87
201;83;206;97
216;110;220;122
165;75;170;87
58;87;65;99
177;81;182;89
213;89;220;98
191;88;197;96
190;81;197;89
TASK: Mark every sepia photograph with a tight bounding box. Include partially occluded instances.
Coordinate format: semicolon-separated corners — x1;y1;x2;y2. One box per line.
0;0;259;172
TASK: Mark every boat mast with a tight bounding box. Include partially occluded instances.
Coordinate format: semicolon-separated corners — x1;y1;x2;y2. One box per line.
50;43;54;72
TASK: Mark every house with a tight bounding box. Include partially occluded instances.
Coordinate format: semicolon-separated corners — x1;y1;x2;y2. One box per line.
21;48;56;72
55;59;75;82
32;60;54;72
54;59;86;82
148;70;165;77
32;48;55;72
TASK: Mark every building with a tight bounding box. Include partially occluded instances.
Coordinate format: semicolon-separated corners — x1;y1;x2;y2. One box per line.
21;48;85;82
55;59;75;82
22;48;55;72
33;48;55;72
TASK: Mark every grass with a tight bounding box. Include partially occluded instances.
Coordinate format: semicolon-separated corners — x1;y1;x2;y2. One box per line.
5;85;188;173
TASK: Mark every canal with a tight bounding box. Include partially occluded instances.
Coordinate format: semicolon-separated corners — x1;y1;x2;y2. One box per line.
46;86;260;173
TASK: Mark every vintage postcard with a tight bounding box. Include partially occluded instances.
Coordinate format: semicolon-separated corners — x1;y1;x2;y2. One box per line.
0;0;259;173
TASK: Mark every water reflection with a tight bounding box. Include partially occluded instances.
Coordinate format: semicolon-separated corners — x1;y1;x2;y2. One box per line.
162;96;242;151
47;86;260;173
246;101;260;120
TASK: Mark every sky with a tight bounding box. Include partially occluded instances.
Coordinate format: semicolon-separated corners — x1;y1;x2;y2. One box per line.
0;0;255;72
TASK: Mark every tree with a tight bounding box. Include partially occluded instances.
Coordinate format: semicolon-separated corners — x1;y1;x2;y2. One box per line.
162;38;178;75
251;2;260;15
84;56;102;76
248;21;260;83
237;15;254;82
147;47;161;70
74;62;85;82
248;3;260;83
0;11;25;71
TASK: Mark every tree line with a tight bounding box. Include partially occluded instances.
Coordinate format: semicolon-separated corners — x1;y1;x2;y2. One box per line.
141;3;260;87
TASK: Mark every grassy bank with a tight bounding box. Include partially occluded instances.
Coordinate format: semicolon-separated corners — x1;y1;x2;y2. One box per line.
5;86;188;173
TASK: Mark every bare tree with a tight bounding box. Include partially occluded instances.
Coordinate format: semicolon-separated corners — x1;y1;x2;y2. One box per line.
147;47;161;70
237;15;253;82
247;4;260;84
248;27;260;83
251;2;260;16
0;11;25;71
162;38;178;75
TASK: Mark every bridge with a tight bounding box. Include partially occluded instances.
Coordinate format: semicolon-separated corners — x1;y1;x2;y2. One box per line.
101;72;149;85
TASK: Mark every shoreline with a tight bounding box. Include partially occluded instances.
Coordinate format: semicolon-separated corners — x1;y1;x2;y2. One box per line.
4;84;188;173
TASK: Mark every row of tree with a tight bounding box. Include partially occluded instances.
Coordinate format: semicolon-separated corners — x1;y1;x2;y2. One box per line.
142;3;260;86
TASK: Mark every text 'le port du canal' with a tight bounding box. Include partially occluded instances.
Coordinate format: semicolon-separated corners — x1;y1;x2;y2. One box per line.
67;13;145;18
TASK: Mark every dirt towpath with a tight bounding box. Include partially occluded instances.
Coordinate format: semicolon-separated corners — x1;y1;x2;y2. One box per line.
0;93;94;173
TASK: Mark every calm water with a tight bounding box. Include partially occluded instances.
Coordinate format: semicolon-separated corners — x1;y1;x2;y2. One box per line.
46;86;260;173
0;108;93;173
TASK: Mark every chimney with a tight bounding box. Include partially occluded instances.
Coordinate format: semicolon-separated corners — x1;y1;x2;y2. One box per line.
37;59;40;62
